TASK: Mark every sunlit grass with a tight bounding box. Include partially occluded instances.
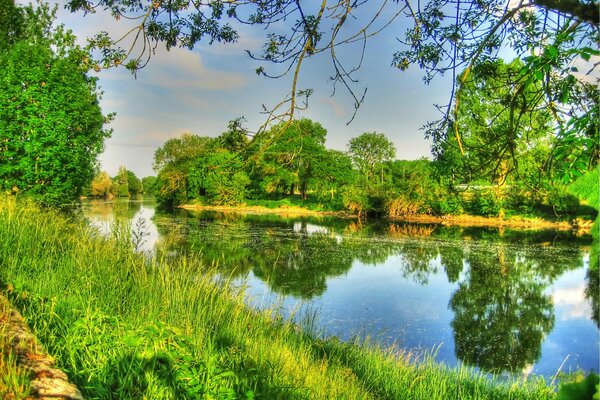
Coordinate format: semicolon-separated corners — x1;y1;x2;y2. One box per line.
0;196;556;399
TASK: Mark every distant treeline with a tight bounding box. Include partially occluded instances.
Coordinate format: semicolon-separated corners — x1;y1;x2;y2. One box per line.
86;166;156;199
139;118;591;220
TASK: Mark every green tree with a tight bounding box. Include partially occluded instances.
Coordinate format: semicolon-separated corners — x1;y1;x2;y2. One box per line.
218;118;249;155
309;149;355;207
0;0;23;51
189;150;250;205
141;176;157;194
127;170;143;196
250;119;327;199
433;59;554;187
153;133;216;205
0;2;111;208
347;132;396;186
114;166;129;197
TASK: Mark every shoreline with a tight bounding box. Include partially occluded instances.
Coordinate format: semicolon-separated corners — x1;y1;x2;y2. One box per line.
178;203;592;233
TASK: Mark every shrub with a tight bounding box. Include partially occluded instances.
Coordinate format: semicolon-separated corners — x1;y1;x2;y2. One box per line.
465;190;502;217
547;188;580;216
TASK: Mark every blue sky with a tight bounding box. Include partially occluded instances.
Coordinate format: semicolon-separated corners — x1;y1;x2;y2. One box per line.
43;1;454;178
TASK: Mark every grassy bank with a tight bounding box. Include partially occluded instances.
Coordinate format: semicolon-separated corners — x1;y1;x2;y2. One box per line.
569;166;599;241
0;196;556;399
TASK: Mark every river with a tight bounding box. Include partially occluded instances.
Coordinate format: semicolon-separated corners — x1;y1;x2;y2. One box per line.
82;196;599;379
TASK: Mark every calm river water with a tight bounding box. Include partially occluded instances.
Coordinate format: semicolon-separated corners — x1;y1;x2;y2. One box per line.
83;197;599;379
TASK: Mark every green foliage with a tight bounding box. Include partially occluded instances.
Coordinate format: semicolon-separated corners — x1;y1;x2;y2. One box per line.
126;170;142;196
347;132;396;186
218;118;249;154
0;2;111;208
250;119;327;199
341;185;371;218
569;167;599;211
429;194;463;216
114;166;129;197
465;190;503;217
547;187;580;216
557;372;599;400
141;176;157;194
309;149;356;208
190;150;250;205
153;134;217;205
433;59;553;187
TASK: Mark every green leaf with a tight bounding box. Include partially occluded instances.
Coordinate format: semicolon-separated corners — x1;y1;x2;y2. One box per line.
546;45;558;58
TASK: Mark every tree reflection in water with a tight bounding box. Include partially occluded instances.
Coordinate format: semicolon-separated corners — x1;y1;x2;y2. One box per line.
124;206;593;374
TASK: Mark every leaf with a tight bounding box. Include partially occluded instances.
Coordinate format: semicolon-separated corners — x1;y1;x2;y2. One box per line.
546;45;558;58
534;70;544;81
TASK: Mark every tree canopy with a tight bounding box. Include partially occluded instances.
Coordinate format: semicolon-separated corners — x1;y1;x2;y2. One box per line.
64;0;598;181
0;1;111;207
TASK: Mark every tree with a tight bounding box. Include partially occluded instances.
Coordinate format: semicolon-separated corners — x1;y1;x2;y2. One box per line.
113;166;129;197
218;118;250;155
90;171;113;198
153;133;217;205
141;176;157;194
0;2;111;208
65;0;597;179
309;149;356;206
189;150;250;205
434;59;554;187
127;170;143;196
347;132;396;186
249;118;327;199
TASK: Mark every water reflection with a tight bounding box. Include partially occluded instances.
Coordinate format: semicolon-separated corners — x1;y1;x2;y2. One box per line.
82;199;598;376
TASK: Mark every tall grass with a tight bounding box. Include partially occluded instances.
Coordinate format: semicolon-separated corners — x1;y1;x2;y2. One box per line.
0;196;555;399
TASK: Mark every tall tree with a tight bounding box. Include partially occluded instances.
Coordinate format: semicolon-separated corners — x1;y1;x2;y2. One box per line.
0;2;111;207
250;118;327;199
347;132;396;186
153;133;216;205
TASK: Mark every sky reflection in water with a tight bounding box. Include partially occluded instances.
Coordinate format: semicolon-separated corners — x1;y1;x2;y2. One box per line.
82;197;599;378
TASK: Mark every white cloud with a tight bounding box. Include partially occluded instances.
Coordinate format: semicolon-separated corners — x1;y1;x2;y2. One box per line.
552;284;592;321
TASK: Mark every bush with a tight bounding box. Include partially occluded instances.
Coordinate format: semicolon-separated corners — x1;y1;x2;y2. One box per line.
429;195;463;216
547;188;580;216
504;188;538;216
465;190;502;217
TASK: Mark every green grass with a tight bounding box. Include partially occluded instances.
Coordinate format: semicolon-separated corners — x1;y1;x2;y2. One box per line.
245;194;336;211
0;196;556;399
569;167;599;241
569;166;599;211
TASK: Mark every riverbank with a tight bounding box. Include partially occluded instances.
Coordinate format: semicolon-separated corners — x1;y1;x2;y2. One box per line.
179;203;592;233
0;196;558;399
